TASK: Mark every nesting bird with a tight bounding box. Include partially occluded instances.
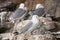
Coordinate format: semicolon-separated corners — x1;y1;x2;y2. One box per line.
19;15;40;34
9;3;27;23
29;3;44;16
15;15;55;35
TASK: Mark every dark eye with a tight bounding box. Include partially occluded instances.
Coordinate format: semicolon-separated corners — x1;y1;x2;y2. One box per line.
36;16;38;18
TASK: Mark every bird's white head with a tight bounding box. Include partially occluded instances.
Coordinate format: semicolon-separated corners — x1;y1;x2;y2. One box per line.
19;3;25;9
31;15;39;23
35;3;44;9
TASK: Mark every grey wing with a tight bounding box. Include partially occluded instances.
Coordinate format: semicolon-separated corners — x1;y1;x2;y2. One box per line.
19;21;33;34
26;23;39;33
32;8;44;16
9;9;26;20
26;22;43;33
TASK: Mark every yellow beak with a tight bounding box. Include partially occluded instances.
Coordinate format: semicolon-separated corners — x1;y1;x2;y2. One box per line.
38;17;43;21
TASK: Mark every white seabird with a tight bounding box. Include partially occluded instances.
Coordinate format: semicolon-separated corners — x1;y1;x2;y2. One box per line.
9;3;27;23
29;3;44;16
19;15;40;34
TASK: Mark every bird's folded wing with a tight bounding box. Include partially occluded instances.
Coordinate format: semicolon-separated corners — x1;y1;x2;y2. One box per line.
19;21;33;34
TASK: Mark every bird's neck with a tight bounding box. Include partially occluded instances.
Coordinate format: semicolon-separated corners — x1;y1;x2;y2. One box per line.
19;7;27;10
31;19;39;24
